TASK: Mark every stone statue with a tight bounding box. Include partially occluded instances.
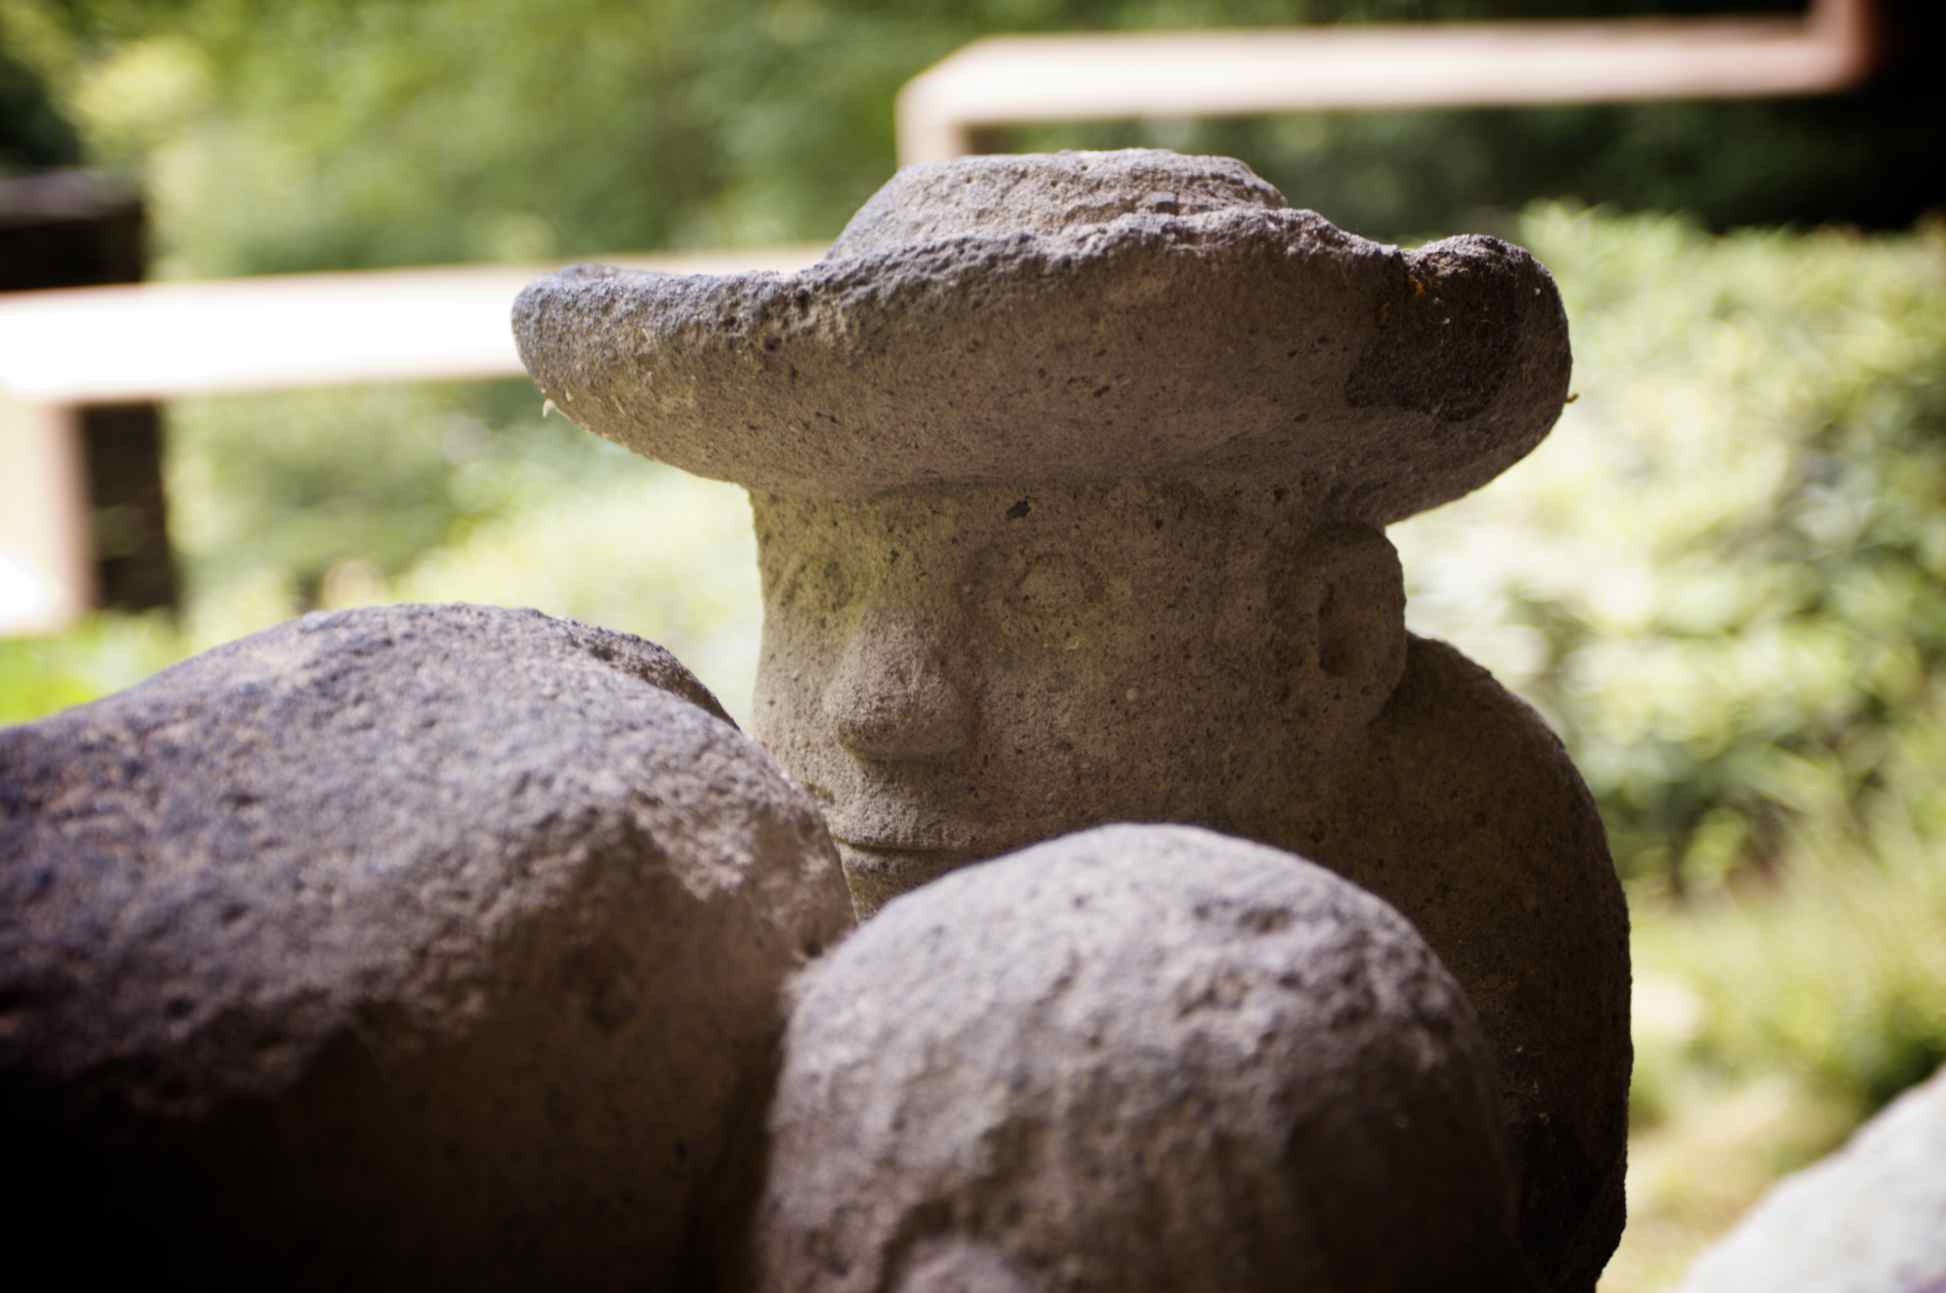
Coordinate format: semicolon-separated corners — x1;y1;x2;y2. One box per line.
517;147;1629;1291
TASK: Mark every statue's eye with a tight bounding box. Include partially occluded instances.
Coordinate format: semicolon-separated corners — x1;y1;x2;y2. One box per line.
771;554;853;617
1004;550;1104;620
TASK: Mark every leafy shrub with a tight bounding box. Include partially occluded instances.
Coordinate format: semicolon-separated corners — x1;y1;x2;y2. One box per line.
1606;826;1946;1290
1395;205;1946;893
0;610;181;725
0;39;80;173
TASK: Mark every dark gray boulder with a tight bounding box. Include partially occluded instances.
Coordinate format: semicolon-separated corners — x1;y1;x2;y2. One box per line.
746;824;1536;1293
0;603;854;1291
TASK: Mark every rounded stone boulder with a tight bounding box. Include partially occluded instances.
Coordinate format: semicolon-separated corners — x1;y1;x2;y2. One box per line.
746;824;1536;1293
0;603;854;1291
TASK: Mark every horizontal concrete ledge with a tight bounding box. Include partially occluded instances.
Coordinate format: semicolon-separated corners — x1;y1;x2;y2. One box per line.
0;246;826;405
897;9;1881;163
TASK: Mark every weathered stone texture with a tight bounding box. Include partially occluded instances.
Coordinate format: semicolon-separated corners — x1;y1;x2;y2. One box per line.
0;603;853;1291
512;147;1627;1291
748;825;1536;1293
1314;635;1633;1293
512;149;1570;523
745;484;1408;913
743;483;1627;1293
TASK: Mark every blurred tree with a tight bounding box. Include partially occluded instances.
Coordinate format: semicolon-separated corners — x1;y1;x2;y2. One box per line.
7;0;1938;278
1396;206;1946;896
0;38;81;172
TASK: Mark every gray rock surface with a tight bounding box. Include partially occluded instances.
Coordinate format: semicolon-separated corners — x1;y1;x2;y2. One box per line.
744;487;1628;1293
747;489;1408;913
1674;1062;1946;1293
514;148;1624;1291
1317;635;1633;1293
512;149;1570;523
747;824;1537;1293
0;603;854;1291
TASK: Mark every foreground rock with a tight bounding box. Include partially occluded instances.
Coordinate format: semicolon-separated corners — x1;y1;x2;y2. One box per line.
1674;1062;1946;1293
0;603;853;1291
748;825;1536;1293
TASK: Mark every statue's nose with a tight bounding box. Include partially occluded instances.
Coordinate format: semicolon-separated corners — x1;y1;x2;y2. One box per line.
822;620;973;762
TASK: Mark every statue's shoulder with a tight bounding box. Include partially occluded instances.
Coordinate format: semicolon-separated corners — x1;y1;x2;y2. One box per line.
1365;633;1607;861
1390;633;1553;729
1349;637;1628;1293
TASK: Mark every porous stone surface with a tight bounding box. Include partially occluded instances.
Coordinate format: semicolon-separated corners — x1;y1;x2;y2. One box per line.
512;147;1626;1290
744;478;1626;1292
748;484;1630;1289
747;485;1408;913
512;149;1571;523
1673;1062;1946;1293
0;603;853;1291
747;824;1536;1293
1319;636;1632;1293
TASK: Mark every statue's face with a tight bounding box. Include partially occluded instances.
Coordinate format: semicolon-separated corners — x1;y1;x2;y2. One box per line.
749;482;1403;913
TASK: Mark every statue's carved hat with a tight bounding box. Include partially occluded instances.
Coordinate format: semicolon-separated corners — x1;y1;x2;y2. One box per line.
513;149;1570;524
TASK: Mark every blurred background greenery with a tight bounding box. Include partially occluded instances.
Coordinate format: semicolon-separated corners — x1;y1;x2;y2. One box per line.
3;2;1943;1287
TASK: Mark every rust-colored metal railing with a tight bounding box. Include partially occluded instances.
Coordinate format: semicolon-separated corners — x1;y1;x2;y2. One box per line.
897;0;1881;163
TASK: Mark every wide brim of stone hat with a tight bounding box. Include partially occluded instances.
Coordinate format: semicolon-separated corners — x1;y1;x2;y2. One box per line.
512;152;1570;524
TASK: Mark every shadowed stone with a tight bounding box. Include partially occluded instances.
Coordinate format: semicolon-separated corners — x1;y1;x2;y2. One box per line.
513;148;1627;1291
746;825;1538;1293
0;603;854;1292
1674;1062;1946;1293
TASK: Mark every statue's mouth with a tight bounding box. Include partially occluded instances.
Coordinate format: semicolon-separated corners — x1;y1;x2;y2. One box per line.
824;796;1063;865
826;809;1056;863
829;839;981;913
823;803;994;855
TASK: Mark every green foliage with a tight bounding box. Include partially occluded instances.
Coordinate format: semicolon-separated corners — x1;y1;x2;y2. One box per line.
1631;836;1946;1126
389;466;762;717
1607;825;1946;1289
19;0;969;274
1394;206;1946;895
8;0;1935;278
138;382;765;716
158;381;659;617
0;8;81;172
0;610;182;724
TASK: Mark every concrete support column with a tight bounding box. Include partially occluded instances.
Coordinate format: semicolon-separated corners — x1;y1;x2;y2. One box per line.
0;393;94;632
0;169;176;633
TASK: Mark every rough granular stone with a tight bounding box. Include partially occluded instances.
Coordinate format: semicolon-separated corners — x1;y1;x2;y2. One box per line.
513;147;1626;1291
512;149;1570;522
0;603;853;1291
736;486;1628;1293
747;824;1536;1293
